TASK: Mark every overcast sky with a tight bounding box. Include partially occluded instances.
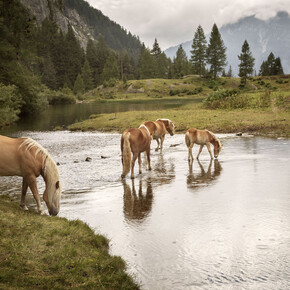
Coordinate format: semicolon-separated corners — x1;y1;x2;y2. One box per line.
87;0;290;50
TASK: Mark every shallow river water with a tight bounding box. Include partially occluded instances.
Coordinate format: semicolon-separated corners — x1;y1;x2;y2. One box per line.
1;131;290;289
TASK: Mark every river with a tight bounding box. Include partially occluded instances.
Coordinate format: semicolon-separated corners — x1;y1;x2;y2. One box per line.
1;103;290;289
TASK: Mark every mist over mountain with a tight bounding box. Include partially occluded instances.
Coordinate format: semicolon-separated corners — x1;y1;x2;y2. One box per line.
165;11;290;76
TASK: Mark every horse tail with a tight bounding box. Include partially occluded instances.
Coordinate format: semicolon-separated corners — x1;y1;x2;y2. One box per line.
185;131;191;148
122;132;131;178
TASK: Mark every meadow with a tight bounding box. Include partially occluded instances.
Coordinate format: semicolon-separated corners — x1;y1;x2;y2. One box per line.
69;75;290;137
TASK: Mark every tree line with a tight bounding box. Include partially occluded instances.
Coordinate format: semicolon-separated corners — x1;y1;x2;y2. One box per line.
0;0;285;127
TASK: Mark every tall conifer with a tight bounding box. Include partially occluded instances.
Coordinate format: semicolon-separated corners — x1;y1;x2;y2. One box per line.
206;23;227;79
190;25;207;76
238;40;255;85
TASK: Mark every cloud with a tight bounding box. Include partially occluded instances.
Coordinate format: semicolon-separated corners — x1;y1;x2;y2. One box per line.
87;0;290;50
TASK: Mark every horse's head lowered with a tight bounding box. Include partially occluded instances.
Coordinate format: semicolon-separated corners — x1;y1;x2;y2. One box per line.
43;179;62;216
213;139;222;159
157;119;175;136
42;157;62;216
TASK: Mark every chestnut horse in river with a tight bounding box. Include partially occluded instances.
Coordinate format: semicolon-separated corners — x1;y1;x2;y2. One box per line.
143;119;175;151
185;128;222;162
0;135;62;215
121;124;151;179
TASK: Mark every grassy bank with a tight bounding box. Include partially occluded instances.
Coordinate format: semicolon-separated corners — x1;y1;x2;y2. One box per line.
68;102;290;137
0;196;139;289
69;75;290;137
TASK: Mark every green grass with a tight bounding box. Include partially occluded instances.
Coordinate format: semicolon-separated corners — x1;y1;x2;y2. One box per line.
70;75;290;137
68;103;289;136
0;195;139;289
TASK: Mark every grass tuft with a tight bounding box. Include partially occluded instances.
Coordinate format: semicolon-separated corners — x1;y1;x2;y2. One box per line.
0;196;139;289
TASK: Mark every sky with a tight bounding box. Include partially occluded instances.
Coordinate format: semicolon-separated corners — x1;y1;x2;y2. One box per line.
87;0;290;50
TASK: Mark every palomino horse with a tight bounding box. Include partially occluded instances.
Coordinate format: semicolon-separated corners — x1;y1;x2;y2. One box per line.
143;119;175;151
0;135;62;215
185;128;222;162
121;124;152;179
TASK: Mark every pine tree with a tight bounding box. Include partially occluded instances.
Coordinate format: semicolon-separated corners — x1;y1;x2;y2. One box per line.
190;25;207;76
156;52;170;78
151;38;162;58
206;23;227;79
95;34;110;84
64;24;84;88
238;40;255;85
81;59;93;91
138;44;155;79
227;65;233;77
267;52;276;75
86;39;99;85
274;57;284;75
73;73;84;95
101;51;119;81
173;45;189;78
259;61;269;76
259;52;284;76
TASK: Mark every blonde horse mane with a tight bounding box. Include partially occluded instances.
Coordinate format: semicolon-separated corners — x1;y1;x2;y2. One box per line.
156;118;175;128
139;124;151;137
207;131;222;148
19;138;61;204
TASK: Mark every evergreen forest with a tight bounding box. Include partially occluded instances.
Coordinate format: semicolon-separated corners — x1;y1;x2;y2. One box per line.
0;0;285;128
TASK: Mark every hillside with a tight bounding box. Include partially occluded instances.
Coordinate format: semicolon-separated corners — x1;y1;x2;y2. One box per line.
19;0;142;58
165;11;290;76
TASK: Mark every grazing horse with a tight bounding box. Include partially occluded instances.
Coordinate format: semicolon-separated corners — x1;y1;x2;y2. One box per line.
121;124;152;179
143;119;175;151
185;128;222;162
0;135;62;216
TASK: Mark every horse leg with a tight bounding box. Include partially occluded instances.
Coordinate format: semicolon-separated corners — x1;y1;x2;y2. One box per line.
188;143;194;162
131;153;138;179
155;138;160;151
146;148;152;171
160;135;165;152
206;142;214;159
138;153;142;174
20;179;29;210
197;145;204;159
27;176;45;215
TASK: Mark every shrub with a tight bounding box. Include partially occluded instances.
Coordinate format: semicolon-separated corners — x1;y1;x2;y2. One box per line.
47;90;76;105
203;89;246;109
0;83;23;126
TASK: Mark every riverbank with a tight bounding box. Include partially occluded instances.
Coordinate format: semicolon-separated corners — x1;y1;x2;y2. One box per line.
68;102;290;137
0;195;139;289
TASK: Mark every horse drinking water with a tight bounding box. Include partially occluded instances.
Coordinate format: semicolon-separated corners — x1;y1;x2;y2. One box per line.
143;119;175;151
121;124;152;179
185;128;222;162
0;135;62;216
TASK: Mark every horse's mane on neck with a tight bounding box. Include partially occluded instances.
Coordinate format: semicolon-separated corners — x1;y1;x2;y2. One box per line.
207;131;222;147
19;138;59;183
156;118;172;123
139;124;151;137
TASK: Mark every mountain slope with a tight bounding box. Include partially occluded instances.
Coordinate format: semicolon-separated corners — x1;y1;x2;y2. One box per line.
165;11;290;76
19;0;142;58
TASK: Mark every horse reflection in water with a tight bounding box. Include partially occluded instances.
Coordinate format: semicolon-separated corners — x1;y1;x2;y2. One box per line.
122;179;153;222
187;159;222;190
